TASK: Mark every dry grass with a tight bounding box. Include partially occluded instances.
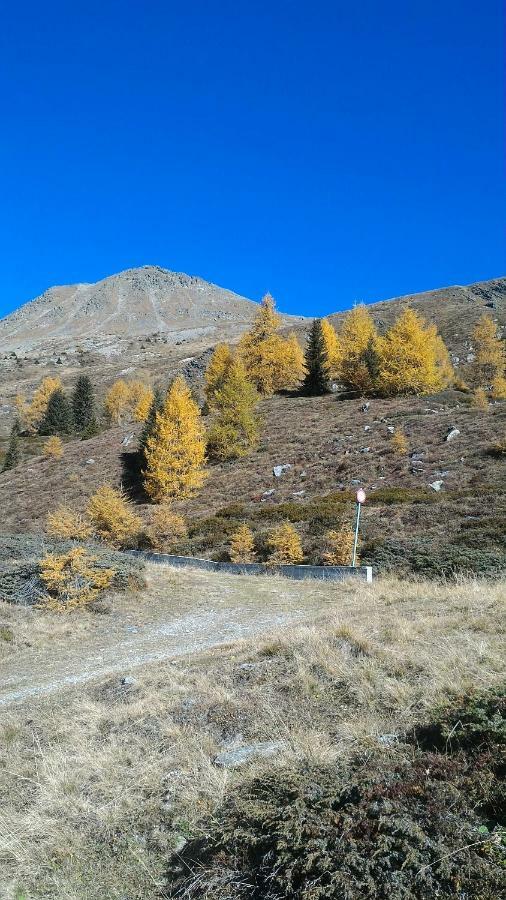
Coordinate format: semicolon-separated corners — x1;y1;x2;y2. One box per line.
0;571;504;899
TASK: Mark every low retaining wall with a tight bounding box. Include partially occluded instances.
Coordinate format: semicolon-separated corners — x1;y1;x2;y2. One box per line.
127;551;373;583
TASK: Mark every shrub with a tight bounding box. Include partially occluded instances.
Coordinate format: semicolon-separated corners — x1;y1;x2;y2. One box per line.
472;387;489;409
87;485;143;547
491;374;506;400
46;505;93;540
486;437;506;458
267;522;304;565
39;547;114;611
166;688;506;900
43;435;64;459
147;504;187;551
321;527;355;565
229;524;256;563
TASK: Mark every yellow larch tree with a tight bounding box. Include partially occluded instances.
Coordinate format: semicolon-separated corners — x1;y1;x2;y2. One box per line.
491;374;506;400
104;379;132;424
377;308;452;396
148;504;188;551
204;343;234;410
17;376;63;432
46;504;93;540
390;429;409;455
320;318;342;381
338;305;379;394
39;547;114;611
43;435;64;459
87;485;143;547
238;294;304;394
229;523;256;563
321;527;355;565
267;522;304;565
143;375;207;502
129;380;154;422
207;358;260;461
471;315;506;387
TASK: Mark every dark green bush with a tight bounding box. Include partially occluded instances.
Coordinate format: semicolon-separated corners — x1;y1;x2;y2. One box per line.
166;688;506;900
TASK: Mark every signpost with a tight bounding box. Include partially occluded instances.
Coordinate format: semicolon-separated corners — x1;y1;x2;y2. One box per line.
351;489;366;567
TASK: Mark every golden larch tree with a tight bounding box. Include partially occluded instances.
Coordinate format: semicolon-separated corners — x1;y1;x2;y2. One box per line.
491;374;506;400
143;375;207;502
338;305;379;393
17;376;63;432
377;308;452;396
320;318;342;381
204;343;234;409
46;505;93;540
471;315;506;386
40;547;114;611
229;523;256;563
321;527;355;565
87;485;143;547
267;522;304;565
207;358;260;461
148;504;188;551
44;435;64;459
129;381;154;422
238;294;304;394
104;379;132;424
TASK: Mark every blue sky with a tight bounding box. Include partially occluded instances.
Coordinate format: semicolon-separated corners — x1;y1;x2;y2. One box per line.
0;0;504;319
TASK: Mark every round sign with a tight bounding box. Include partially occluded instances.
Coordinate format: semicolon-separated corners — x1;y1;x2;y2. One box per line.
356;489;366;504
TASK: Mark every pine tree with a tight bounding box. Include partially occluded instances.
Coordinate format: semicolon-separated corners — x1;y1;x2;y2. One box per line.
303;319;329;395
38;388;73;435
207;359;260;461
471;315;506;386
267;522;304;565
143;375;207;502
377;309;451;397
204;344;234;410
2;421;21;472
238;295;304;394
229;523;256;563
72;375;98;435
339;305;379;394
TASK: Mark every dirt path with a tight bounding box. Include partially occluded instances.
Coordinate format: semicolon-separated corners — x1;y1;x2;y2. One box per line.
0;564;328;708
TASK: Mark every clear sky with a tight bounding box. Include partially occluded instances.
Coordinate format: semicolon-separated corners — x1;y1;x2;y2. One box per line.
0;0;504;319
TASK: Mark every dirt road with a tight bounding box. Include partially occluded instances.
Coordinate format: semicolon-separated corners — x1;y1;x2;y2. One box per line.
0;564;329;708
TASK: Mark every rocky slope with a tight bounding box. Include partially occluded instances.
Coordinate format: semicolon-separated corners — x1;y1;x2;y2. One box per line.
0;265;300;353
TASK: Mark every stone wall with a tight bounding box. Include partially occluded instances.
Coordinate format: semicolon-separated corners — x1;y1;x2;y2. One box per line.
127;551;373;583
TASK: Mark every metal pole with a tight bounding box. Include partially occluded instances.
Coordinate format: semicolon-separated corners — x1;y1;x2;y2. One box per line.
351;501;361;567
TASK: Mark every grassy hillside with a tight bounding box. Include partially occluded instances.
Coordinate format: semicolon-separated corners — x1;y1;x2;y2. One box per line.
1;389;504;576
1;570;504;898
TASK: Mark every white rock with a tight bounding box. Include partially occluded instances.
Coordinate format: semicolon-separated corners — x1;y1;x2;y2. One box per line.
273;464;291;478
429;480;444;492
445;427;460;442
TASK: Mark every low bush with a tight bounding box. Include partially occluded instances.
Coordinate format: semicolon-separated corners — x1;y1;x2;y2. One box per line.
39;547;115;611
166;687;506;900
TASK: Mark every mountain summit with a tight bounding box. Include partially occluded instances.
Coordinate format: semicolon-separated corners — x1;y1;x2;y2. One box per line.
0;266;270;352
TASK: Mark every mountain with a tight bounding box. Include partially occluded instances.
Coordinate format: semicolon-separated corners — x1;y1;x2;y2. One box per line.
0;266;302;353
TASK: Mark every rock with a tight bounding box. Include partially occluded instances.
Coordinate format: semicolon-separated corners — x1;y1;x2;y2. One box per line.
292;490;305;497
262;489;275;497
300;471;307;479
410;451;425;461
121;432;135;447
85;458;95;465
273;464;291;478
429;480;444;492
360;447;370;453
445;427;460;442
214;740;284;769
350;479;361;485
387;425;395;433
378;733;399;746
364;425;370;431
120;676;137;687
361;402;370;412
466;353;475;363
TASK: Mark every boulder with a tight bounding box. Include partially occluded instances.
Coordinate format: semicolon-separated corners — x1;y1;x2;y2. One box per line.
214;740;284;769
445;427;461;442
429;480;444;492
273;464;291;478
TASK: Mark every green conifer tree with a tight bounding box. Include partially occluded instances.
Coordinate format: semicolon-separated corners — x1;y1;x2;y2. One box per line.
303;319;329;395
72;375;98;436
207;359;260;461
38;389;73;435
2;421;21;472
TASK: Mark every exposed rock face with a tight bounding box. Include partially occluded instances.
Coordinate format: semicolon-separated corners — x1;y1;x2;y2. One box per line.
0;266;304;353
